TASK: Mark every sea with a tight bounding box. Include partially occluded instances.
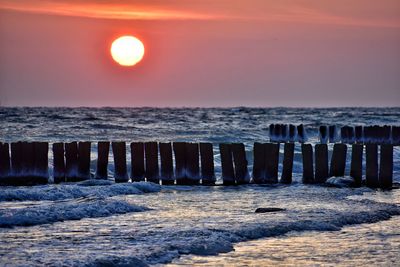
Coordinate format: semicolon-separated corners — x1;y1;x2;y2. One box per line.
0;107;399;266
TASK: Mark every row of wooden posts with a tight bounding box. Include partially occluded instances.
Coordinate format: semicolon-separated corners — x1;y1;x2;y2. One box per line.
0;140;395;188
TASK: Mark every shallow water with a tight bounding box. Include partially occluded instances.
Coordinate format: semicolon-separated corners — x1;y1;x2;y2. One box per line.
0;107;399;266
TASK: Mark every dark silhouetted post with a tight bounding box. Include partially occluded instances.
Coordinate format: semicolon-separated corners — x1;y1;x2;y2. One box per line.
112;141;129;183
301;144;314;184
185;143;200;185
365;144;379;188
65;142;79;182
53;142;65;183
288;124;297;142
319;126;328;144
297;124;306;143
265;143;279;183
315;144;328;183
78;141;91;180
355;126;363;144
96;141;109;179
252;142;266;184
200;143;215;185
145;142;159;184
34;142;49;183
220;143;235;185
159;142;174;185
350;144;363;187
392;126;400;145
173;142;187;185
0;143;10;181
21;142;35;181
281;142;294;184
379;144;393;189
382;126;391;145
328;125;337;143
329;144;347;177
269;124;275;142
231;143;250;184
131;142;145;182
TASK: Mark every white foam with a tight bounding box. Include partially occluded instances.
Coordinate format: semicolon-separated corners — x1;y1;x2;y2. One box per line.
0;181;161;202
0;199;148;227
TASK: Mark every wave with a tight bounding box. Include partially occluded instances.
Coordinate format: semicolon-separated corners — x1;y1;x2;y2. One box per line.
0;181;161;202
0;199;149;228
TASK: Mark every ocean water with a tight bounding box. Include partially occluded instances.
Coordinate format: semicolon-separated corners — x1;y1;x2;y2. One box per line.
0;107;399;266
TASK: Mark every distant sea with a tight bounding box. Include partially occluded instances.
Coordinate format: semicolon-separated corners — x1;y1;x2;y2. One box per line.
0;107;399;266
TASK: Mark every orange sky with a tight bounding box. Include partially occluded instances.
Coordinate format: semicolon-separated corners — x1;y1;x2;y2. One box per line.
0;0;399;106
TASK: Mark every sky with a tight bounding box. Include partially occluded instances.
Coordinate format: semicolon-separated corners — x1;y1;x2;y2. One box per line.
0;0;399;107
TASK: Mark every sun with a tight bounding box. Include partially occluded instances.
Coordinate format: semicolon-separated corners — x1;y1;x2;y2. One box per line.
110;36;145;67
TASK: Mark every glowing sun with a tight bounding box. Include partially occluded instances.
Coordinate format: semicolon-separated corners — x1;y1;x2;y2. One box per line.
110;36;145;67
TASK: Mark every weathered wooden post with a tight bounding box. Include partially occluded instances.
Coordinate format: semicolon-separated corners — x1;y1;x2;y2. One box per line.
382;126;391;144
185;143;200;185
65;142;79;182
301;144;314;183
231;143;250;184
200;143;215;185
53;142;65;183
96;141;109;179
78;141;91;180
159;142;174;185
269;124;275;142
363;126;372;144
265;143;279;183
219;143;235;185
34;142;49;183
21;142;35;182
10;142;23;184
365;144;379;188
145;142;159;184
350;144;363;187
329;125;337;143
252;142;266;184
0;143;10;182
355;126;363;144
297;124;306;143
280;142;294;184
173;142;187;185
131;142;145;182
281;124;288;142
329;143;347;177
288;124;297;142
112;141;129;183
319;126;328;144
379;144;393;189
392;126;400;145
315;144;328;183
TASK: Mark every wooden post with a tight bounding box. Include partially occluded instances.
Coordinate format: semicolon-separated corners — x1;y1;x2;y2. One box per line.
185;143;200;185
159;142;174;185
319;126;328;144
348;126;355;144
252;142;265;184
78;141;91;180
145;142;159;184
65;142;79;182
329;125;337;143
379;144;393;189
355;126;363;144
265;143;279;183
269;124;276;142
219;143;235;185
363;126;372;144
315;144;328;183
199;142;215;185
53;142;65;183
340;127;348;144
289;124;296;142
21;142;35;180
10;142;22;177
392;126;400;145
329;144;347;177
301;144;314;183
350;144;363;187
231;143;250;184
131;142;145;182
96;141;109;179
173;142;187;185
382;126;391;144
280;142;294;184
34;142;49;183
112;141;129;183
281;124;288;142
297;124;306;143
365;144;379;188
0;143;11;182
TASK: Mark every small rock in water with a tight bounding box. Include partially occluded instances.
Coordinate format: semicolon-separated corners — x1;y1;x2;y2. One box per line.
326;177;355;188
255;207;286;213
